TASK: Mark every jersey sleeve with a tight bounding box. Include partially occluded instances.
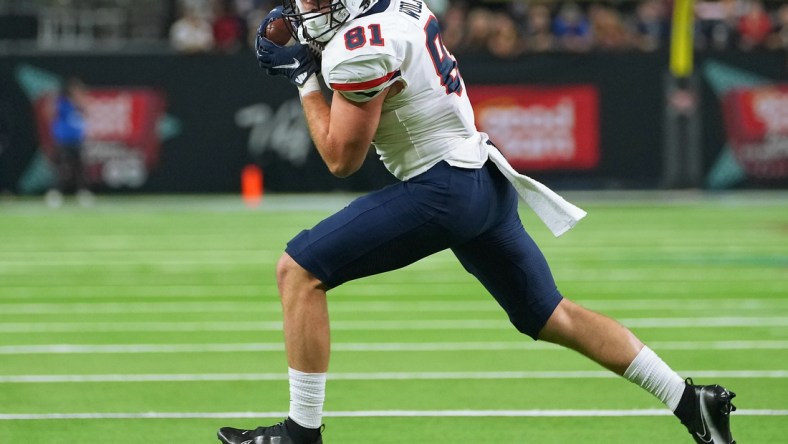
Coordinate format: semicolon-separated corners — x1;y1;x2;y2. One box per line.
324;29;405;102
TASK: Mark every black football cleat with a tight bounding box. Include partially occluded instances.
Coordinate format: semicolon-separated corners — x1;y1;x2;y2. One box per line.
681;378;737;444
217;421;323;444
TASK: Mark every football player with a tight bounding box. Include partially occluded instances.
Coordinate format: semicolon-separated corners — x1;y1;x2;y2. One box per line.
217;0;737;443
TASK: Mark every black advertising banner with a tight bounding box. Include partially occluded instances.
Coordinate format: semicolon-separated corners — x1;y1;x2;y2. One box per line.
1;51;786;193
0;53;394;194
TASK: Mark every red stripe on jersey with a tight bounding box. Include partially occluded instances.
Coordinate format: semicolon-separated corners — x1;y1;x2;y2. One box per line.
330;70;398;92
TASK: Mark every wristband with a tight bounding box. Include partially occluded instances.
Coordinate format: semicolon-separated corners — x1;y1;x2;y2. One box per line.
298;74;321;98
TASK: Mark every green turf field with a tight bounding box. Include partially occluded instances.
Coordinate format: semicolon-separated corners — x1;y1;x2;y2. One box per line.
0;192;786;443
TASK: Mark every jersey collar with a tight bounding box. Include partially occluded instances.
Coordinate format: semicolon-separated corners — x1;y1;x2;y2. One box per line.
357;0;391;19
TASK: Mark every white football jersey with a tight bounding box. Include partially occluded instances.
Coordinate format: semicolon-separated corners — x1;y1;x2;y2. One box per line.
321;0;488;180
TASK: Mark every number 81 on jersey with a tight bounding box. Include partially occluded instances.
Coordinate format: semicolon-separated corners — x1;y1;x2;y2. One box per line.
341;16;464;96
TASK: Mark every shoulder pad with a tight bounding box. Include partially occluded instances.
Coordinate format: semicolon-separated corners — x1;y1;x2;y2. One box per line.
323;18;405;101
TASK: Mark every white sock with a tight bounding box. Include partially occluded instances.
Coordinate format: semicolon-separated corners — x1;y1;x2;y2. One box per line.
288;367;326;429
623;346;686;411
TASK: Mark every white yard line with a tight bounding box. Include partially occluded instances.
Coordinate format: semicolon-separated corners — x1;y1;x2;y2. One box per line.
0;409;785;420
1;317;787;333
1;370;786;384
1;340;787;355
1;282;786;299
0;298;785;315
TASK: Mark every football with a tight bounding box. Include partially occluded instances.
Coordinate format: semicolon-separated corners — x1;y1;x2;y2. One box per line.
265;17;295;46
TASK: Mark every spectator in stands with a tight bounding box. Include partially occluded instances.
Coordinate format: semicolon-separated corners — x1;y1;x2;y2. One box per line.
737;0;773;50
461;7;494;54
244;7;267;49
767;4;788;50
440;3;467;51
552;2;592;52
244;1;281;50
46;77;93;208
525;3;555;52
213;0;247;53
589;3;633;50
170;7;215;53
487;12;524;58
695;0;731;50
633;0;669;51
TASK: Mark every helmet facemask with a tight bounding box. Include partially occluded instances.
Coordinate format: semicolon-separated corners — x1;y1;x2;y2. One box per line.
283;0;351;45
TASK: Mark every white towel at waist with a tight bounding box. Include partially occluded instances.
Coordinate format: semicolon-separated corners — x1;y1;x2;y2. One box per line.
486;144;587;237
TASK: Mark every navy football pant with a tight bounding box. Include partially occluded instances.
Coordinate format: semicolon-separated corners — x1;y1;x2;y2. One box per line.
285;161;563;339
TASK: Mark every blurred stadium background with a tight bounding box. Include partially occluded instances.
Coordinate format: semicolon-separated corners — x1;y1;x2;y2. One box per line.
0;0;787;443
1;0;787;195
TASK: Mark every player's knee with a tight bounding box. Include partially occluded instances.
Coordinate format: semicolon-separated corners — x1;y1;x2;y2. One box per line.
542;298;578;329
557;299;592;323
276;253;324;297
275;253;298;291
538;298;596;343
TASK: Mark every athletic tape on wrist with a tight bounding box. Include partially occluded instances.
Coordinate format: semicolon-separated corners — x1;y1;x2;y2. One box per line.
299;75;321;98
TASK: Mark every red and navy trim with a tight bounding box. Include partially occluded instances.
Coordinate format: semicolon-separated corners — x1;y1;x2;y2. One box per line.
330;69;401;92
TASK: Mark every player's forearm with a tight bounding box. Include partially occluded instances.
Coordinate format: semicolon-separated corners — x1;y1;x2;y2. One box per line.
301;90;368;178
300;91;342;176
300;90;331;152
